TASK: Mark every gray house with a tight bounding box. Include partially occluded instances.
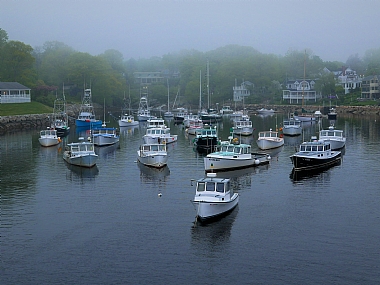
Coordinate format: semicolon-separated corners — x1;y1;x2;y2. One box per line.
0;82;31;103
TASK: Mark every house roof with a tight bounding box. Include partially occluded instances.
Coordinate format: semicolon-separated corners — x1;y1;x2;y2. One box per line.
0;82;30;90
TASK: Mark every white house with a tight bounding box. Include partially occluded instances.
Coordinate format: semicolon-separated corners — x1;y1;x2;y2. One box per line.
282;79;322;103
0;82;31;103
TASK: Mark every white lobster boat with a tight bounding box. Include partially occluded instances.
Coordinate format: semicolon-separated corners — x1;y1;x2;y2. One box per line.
38;128;61;147
204;140;270;172
282;117;302;136
91;127;119;146
143;127;178;144
232;119;254;136
63;138;98;168
318;125;346;150
256;129;284;150
137;143;168;168
119;114;138;127
191;173;239;222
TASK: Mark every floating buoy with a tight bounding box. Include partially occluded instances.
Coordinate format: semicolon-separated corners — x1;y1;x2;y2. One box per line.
158;193;162;197
254;159;260;165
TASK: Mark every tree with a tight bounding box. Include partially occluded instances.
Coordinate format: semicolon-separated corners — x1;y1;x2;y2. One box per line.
0;40;36;86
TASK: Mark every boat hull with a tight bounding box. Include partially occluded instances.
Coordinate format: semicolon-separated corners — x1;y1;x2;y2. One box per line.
137;152;168;168
195;137;218;153
290;151;341;171
282;126;302;136
257;138;284;150
204;154;269;172
192;194;239;221
63;152;98;168
75;119;102;128
118;120;138;127
233;127;253;136
56;127;70;137
39;137;60;147
92;135;119;146
143;135;178;144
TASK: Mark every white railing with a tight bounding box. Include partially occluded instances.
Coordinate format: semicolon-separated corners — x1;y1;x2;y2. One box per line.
0;94;31;104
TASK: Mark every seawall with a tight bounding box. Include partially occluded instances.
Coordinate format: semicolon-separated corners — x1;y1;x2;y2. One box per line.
0;114;52;135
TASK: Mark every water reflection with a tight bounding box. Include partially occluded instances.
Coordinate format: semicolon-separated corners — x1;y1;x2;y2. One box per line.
119;125;140;137
233;134;254;145
283;135;302;147
95;142;120;158
64;161;99;180
137;161;170;183
191;206;238;249
289;158;342;182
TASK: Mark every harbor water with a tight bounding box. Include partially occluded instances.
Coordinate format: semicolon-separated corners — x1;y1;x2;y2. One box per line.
1;113;379;285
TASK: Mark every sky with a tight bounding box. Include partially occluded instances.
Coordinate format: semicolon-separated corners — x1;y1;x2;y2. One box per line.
2;0;380;63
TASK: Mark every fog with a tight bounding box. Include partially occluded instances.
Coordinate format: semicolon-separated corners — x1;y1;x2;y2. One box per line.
3;0;380;62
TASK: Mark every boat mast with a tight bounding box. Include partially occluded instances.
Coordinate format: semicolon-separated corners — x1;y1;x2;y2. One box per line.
207;60;210;110
302;50;306;109
199;70;202;113
167;79;170;113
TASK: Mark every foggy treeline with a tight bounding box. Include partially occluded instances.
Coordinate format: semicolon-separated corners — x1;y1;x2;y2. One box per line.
1;27;380;109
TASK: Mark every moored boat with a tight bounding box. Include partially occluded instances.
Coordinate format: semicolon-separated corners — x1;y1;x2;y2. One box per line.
193;125;219;154
204;139;270;172
75;88;102;128
38;128;61;147
137;143;168;168
256;129;284;150
191;173;239;222
143;126;178;144
318;125;346;150
282;117;302;136
232;119;254;136
119;114;139;127
91;127;119;146
290;136;342;172
63;138;98;168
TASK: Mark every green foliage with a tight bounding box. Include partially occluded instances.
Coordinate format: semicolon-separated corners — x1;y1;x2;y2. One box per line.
0;102;52;116
2;26;380;110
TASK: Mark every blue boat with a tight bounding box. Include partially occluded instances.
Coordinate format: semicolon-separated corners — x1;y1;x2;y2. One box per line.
75;88;102;128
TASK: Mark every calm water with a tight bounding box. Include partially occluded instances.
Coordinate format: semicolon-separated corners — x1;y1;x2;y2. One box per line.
1;113;380;285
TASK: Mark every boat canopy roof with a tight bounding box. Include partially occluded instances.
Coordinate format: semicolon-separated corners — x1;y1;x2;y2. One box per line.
196;177;230;193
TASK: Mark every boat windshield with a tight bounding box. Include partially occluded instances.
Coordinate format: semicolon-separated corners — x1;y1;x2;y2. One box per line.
216;182;224;193
197;182;205;192
206;182;215;191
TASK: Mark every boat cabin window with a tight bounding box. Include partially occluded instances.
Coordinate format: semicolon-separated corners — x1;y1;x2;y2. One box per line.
306;146;312;151
197;182;205;192
151;145;158;151
244;146;250;154
234;147;241;154
143;145;150;151
216;182;224;193
312;146;318;151
318;146;323;151
206;182;215;192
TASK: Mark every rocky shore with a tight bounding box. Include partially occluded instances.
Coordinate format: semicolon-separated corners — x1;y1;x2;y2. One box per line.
1;104;379;135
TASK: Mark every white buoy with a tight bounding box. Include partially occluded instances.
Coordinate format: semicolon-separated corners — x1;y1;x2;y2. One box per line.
158;193;162;197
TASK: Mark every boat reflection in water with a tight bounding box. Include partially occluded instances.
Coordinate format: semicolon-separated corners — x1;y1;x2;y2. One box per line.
233;134;254;145
119;125;140;137
290;158;342;182
95;142;120;158
137;161;170;183
64;161;99;180
191;205;239;250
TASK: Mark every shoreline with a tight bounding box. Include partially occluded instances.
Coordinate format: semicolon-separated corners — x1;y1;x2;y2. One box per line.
1;104;379;135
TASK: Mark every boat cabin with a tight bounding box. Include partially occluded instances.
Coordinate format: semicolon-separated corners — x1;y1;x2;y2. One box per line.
195;176;232;197
92;128;117;135
146;128;170;136
234;120;252;128
195;127;217;137
258;130;279;138
219;144;251;154
68;142;95;153
298;141;331;153
319;128;343;138
40;129;58;137
140;144;166;152
283;119;301;127
147;118;166;128
78;112;96;121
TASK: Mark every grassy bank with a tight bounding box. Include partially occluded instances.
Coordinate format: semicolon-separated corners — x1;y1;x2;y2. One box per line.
0;102;52;116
